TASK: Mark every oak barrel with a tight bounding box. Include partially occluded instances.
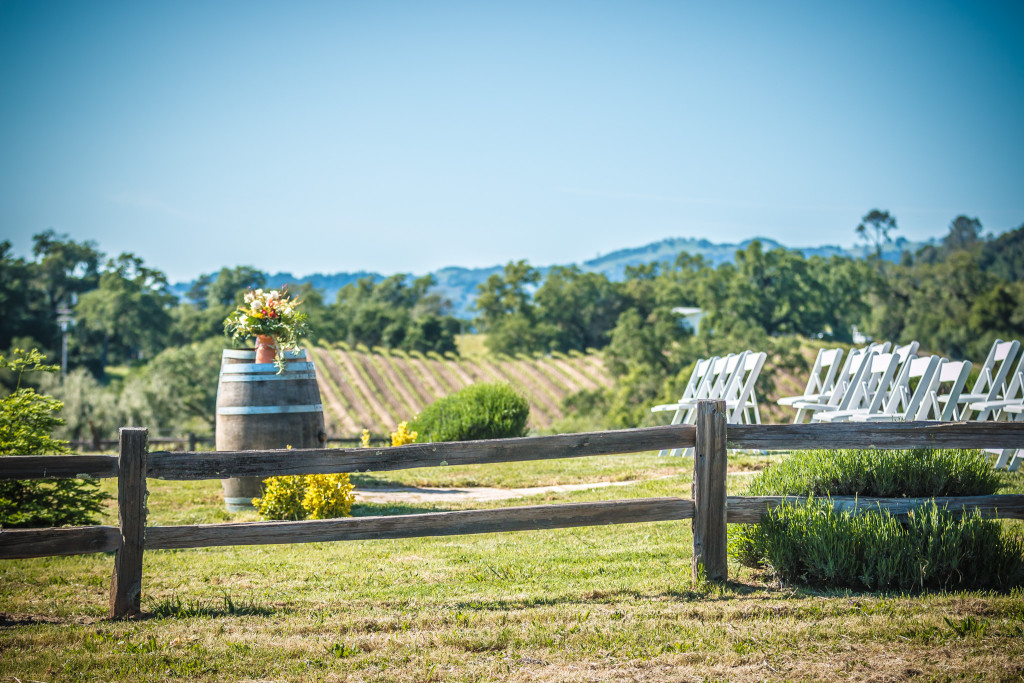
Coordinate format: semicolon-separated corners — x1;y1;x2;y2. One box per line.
216;349;327;511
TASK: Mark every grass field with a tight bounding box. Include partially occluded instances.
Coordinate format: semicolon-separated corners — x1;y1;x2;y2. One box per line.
2;453;1023;682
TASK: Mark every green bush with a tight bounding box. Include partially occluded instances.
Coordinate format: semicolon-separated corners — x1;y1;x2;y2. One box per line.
730;448;1022;591
730;498;1023;591
746;448;1000;498
409;382;529;442
0;349;109;528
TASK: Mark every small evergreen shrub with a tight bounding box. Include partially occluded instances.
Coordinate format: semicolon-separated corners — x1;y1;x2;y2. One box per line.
746;448;1000;498
253;473;354;521
730;498;1023;591
731;448;1022;591
409;382;529;442
0;349;109;528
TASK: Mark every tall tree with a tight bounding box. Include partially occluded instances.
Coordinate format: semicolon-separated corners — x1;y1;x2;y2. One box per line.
74;253;175;372
856;209;898;259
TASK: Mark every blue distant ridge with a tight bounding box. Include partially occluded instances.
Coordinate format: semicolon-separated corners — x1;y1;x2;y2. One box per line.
171;235;921;319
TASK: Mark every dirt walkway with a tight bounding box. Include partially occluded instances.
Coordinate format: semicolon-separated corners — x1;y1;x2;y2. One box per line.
354;470;760;504
354;479;651;503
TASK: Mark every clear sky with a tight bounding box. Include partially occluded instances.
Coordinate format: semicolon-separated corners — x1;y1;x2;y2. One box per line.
2;0;1022;283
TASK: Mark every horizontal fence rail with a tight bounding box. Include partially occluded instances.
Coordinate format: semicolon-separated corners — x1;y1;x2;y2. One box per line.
728;421;1024;450
145;498;696;550
0;454;119;481
1;411;1023;619
145;425;699;480
725;494;1024;524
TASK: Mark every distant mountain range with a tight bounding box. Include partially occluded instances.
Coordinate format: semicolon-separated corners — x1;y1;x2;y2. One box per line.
171;235;921;319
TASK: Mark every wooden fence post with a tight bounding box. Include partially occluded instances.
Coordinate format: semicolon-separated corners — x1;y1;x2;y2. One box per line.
109;427;147;619
692;400;727;582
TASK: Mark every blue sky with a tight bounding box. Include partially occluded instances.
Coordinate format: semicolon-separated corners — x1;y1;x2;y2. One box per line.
2;0;1022;283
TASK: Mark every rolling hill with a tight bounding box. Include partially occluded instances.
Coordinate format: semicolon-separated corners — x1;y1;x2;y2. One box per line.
306;343;614;436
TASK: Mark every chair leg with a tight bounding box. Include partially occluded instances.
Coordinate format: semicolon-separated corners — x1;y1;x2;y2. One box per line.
1008;450;1023;473
992;449;1013;470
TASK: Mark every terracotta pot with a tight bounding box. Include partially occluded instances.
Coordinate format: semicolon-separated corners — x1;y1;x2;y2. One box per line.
255;335;278;364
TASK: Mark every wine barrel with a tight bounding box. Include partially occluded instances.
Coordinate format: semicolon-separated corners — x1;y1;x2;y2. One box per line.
216;349;327;511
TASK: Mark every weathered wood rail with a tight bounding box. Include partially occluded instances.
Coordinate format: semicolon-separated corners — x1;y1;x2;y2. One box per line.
2;403;1023;619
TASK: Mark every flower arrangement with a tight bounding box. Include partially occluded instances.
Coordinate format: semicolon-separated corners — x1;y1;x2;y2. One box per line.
223;288;310;370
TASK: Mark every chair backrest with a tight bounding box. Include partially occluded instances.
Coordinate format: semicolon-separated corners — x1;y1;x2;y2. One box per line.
709;352;748;401
921;359;973;421
799;347;844;398
724;351;767;423
883;355;942;420
679;356;717;403
971;352;1024;421
970;339;1021;400
893;341;920;363
824;346;874;409
845;351;900;413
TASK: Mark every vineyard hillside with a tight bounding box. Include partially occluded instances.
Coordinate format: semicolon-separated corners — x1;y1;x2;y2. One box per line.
307;341;824;436
307;344;613;436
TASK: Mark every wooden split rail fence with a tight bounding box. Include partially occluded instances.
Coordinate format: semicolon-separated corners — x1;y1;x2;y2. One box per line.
2;401;1024;618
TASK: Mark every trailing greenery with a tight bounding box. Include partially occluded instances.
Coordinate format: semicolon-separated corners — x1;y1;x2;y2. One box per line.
745;448;1000;498
730;498;1023;591
409;382;529;442
0;349;108;528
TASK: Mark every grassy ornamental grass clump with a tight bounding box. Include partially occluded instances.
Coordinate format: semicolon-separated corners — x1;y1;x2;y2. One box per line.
746;447;1001;498
408;382;529;442
731;448;1024;591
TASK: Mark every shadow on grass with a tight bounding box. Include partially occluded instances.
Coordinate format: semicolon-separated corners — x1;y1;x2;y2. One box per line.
350;502;450;517
146;593;275;619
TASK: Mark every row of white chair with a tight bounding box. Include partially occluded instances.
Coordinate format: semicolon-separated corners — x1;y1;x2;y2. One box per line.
778;339;1024;470
650;350;767;457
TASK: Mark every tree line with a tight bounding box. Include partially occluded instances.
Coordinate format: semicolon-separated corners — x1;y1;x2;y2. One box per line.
1;211;1021;439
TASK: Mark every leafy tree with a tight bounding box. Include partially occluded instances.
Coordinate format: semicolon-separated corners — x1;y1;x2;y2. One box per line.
856;209;898;259
205;266;266;308
979;224;1024;282
0;242;45;355
74;253;175;372
534;266;622;352
0;349;108;528
334;274;459;353
30;230;102;314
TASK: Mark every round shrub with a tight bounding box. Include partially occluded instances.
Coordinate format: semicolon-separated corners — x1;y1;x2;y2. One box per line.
409;382;529;442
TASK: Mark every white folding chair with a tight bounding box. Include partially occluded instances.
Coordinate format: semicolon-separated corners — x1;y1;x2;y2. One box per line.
952;339;1021;420
652;352;750;457
724;351;767;425
812;351;902;423
966;350;1024;422
968;353;1024;470
794;346;877;421
777;347;843;423
651;356;717;421
651;356;720;456
849;355;943;422
918;359;973;421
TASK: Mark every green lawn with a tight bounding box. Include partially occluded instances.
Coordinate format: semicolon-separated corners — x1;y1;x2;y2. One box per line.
2;453;1023;681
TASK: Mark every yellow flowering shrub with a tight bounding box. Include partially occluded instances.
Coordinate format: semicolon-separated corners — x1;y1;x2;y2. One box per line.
302;474;355;520
253;473;355;521
391;421;418;446
360;429;371;448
